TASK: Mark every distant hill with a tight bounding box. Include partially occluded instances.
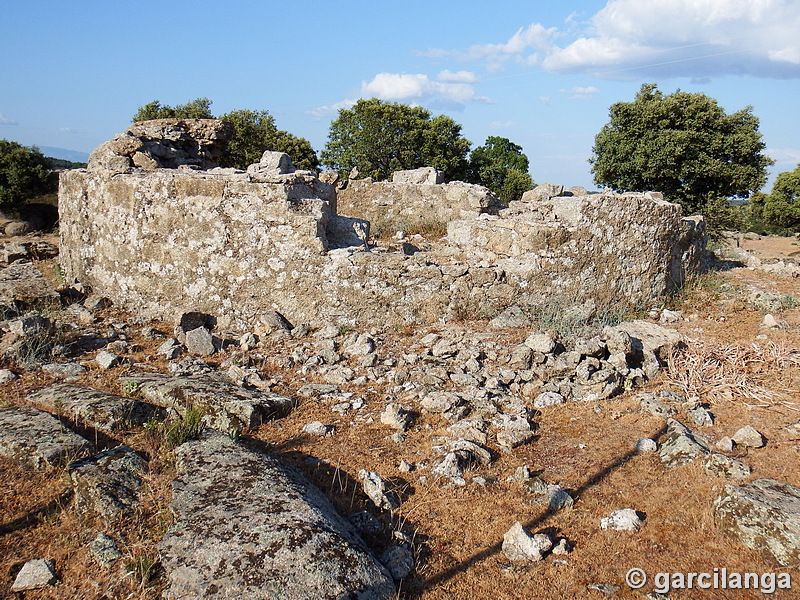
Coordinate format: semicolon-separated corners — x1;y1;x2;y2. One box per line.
39;146;90;163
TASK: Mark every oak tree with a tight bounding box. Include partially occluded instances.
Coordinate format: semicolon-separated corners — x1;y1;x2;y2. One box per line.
321;99;471;181
591;84;773;216
468;136;533;202
0;140;53;211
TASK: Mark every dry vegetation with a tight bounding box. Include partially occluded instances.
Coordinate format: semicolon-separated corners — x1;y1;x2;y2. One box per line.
2;236;800;599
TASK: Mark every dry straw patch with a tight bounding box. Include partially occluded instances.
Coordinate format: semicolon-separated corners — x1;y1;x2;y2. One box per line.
666;338;800;406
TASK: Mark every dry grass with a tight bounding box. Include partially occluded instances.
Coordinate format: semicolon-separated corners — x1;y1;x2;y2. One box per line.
667;340;800;404
370;215;448;241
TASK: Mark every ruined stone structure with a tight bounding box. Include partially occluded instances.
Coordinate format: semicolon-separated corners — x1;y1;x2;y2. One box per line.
448;191;705;308
338;169;504;233
88;119;233;172
59;120;705;331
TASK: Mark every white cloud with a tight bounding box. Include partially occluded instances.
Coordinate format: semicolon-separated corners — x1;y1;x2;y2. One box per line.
419;24;558;70
560;86;600;100
542;0;800;77
489;120;517;129
437;70;477;83
767;147;800;165
307;72;489;119
422;0;800;80
359;72;490;107
0;113;18;126
306;99;357;118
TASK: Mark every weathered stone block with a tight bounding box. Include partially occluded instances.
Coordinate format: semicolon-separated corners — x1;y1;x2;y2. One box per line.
713;478;800;566
69;445;147;521
0;406;91;468
118;372;294;432
28;383;156;431
159;433;395;599
392;167;444;184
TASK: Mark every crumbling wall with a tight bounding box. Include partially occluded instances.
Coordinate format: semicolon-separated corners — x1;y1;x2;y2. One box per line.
448;191;706;304
59;121;705;331
88;119;233;172
337;169;503;234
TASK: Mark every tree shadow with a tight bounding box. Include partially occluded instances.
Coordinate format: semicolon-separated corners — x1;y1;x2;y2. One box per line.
0;489;73;537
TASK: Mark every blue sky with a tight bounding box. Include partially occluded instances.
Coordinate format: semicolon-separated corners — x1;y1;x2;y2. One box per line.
1;0;799;190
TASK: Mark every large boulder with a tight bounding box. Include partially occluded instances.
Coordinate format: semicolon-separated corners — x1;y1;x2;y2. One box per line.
0;406;91;469
118;372;294;432
29;384;156;432
159;433;395;600
712;478;800;566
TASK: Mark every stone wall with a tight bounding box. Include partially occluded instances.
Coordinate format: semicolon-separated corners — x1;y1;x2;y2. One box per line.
58;162;513;329
59;121;705;331
337;172;503;235
448;191;706;306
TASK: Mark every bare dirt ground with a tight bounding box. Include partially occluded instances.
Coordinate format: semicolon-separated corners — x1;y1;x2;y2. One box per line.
1;236;799;599
739;234;800;261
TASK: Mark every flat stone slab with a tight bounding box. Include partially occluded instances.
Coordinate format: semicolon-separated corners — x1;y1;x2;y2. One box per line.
713;478;800;566
118;373;294;432
159;433;395;600
0;261;59;304
0;406;91;469
69;445;147;521
29;384;157;432
607;320;680;356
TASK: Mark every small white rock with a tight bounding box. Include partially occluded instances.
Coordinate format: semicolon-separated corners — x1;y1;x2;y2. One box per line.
715;436;735;452
380;403;410;430
524;332;556;354
0;369;18;384
301;421;333;437
551;538;572;555
11;558;57;591
635;438;657;452
660;309;682;324
502;521;553;562
533;391;565;409
688;405;714;427
95;350;121;370
600;508;642;531
358;469;399;510
732;425;765;448
762;313;779;329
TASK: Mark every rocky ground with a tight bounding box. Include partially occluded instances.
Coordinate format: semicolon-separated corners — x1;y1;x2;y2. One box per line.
0;231;799;599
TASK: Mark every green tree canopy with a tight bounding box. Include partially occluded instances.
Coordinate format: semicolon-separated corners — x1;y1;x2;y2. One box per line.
0;140;53;211
590;83;773;215
132;97;213;121
749;164;800;230
132;99;318;171
218;109;318;171
321;98;471;181
468;136;534;202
